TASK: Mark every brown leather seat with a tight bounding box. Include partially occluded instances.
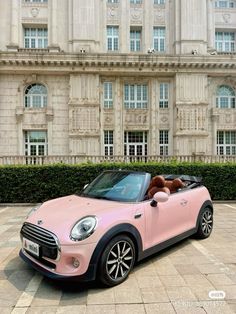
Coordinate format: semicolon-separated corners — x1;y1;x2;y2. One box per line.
169;178;185;193
148;176;170;198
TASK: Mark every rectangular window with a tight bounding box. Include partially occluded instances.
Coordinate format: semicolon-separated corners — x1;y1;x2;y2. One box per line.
215;0;236;8
104;131;114;156
215;31;235;52
124;84;148;109
107;26;119;51
103;82;113;109
217;131;236;155
159;83;169;108
124;131;147;156
154;0;165;4
107;0;119;3
25;131;48;156
24;28;48;49
159;130;169;156
130;0;142;3
153;27;166;52
25;0;47;2
130;29;141;52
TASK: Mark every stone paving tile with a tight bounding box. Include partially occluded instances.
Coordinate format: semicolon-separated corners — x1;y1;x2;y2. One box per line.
159;274;187;287
140;286;169;303
116;304;146;314
175;263;201;275
206;273;235;288
166;286;197;302
0;307;12;314
87;287;115;305
85;304;116;314
26;306;58;313
145;302;176;314
135;274;163;288
56;305;86;314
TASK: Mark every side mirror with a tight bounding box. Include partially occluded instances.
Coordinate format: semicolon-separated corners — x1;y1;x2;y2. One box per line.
150;192;169;207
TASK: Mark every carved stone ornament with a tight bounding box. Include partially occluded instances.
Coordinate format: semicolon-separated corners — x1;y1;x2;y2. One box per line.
154;9;165;24
107;7;118;21
161;116;168;123
222;13;230;23
131;8;142;22
31;8;39;18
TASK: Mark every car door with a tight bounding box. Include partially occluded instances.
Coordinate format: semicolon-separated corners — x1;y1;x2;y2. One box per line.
144;190;192;250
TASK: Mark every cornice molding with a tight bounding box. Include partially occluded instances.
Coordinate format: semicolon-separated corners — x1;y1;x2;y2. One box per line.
0;52;236;74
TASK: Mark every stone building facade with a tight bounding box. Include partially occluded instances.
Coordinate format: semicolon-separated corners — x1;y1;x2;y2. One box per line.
0;0;235;161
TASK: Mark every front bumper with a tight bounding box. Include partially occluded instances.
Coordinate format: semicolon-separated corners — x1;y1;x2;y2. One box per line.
19;240;98;281
19;249;97;281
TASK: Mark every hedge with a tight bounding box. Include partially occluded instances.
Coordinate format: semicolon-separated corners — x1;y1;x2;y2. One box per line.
0;162;235;203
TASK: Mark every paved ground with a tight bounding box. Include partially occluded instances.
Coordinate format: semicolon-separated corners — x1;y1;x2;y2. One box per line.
0;203;236;314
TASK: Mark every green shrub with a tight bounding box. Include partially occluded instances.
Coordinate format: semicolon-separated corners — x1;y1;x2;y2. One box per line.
0;162;235;203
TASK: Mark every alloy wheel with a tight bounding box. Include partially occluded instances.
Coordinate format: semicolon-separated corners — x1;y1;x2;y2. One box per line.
106;240;134;281
201;209;213;236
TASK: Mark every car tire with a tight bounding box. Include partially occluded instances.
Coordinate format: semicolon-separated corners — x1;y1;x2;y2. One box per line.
195;207;213;239
98;235;135;287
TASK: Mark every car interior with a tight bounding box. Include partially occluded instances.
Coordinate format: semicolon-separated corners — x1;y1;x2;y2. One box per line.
147;175;185;198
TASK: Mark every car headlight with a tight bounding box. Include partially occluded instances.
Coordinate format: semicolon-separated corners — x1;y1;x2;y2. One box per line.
70;216;97;241
27;205;41;218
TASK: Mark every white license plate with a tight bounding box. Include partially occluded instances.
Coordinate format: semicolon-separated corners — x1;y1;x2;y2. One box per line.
23;238;40;257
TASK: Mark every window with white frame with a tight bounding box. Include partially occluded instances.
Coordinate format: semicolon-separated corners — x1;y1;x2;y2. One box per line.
24;28;48;48
107;26;119;51
215;0;236;8
159;130;169;156
215;31;235;52
104;131;114;156
130;29;141;52
154;0;165;4
107;0;119;3
153;27;166;52
216;85;235;108
124;131;147;156
217;131;236;155
24;84;47;108
103;82;113;108
159;83;169;108
25;131;48;156
130;0;142;4
25;0;47;2
124;84;148;109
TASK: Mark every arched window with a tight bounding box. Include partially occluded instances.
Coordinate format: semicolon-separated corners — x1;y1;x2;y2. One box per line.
216;85;235;108
24;84;47;108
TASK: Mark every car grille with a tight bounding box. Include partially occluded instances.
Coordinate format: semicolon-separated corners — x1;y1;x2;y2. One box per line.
21;223;59;260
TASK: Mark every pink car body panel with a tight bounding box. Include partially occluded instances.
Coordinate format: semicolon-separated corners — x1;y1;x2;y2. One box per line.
20;172;213;281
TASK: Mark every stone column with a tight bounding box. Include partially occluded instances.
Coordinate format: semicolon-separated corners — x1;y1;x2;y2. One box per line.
68;0;73;52
7;0;19;51
49;0;60;51
207;0;215;51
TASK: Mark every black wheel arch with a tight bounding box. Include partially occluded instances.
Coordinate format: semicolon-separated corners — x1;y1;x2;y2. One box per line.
89;223;143;276
195;200;213;229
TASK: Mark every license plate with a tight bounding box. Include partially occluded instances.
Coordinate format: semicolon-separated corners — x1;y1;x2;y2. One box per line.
23;238;39;257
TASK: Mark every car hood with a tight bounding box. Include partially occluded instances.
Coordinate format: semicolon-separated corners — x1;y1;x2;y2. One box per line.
26;195;131;242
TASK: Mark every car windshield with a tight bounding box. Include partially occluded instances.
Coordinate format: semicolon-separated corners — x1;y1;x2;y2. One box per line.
81;171;146;202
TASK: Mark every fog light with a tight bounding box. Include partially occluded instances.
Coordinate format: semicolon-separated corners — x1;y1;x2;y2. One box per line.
72;258;80;268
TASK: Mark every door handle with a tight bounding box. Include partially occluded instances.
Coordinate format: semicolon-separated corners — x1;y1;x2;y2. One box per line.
180;199;188;206
134;213;142;219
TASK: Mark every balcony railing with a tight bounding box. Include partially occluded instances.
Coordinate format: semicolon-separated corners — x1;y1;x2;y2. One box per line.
0;155;236;165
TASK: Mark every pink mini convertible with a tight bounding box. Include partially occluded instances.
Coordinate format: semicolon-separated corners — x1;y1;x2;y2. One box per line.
20;170;213;286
